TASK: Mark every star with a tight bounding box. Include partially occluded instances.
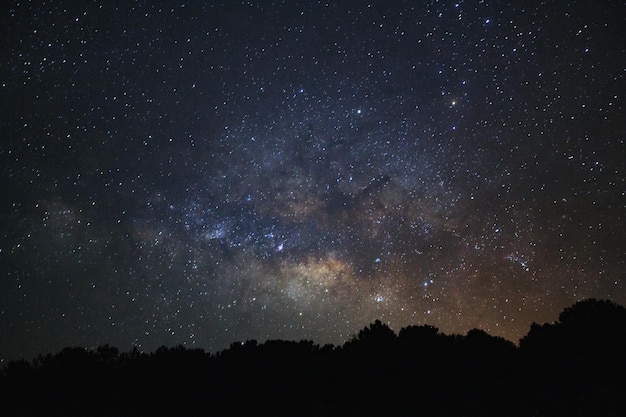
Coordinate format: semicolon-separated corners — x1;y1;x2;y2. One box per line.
0;0;624;362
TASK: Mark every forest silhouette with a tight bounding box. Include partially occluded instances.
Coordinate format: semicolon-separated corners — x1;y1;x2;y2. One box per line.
1;298;625;416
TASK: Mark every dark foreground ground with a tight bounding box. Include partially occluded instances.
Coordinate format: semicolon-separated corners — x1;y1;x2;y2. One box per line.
2;299;625;416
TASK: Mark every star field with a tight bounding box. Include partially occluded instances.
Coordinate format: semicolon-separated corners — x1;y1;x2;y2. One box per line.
1;0;625;362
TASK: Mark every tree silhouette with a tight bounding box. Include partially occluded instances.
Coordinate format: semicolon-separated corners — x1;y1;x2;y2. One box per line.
518;299;626;416
1;299;625;417
520;298;626;356
345;319;396;348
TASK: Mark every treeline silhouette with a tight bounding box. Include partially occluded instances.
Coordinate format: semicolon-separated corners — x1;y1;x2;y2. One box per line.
1;299;625;416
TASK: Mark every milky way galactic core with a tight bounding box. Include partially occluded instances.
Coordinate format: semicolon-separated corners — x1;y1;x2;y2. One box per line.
1;1;624;361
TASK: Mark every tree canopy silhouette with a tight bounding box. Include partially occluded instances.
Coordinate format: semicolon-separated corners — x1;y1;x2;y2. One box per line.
1;298;625;417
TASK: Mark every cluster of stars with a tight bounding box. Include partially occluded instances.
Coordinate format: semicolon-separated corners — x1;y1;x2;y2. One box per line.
0;1;624;362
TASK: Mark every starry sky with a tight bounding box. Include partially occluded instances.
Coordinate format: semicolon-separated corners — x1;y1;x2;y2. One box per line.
1;0;625;362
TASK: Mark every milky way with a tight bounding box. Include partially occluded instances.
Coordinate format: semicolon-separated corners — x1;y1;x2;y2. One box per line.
1;1;624;362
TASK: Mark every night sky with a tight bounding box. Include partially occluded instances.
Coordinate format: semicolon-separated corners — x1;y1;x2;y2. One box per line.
1;0;625;363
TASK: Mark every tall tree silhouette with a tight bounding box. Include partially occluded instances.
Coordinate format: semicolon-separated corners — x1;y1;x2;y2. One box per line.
519;299;626;416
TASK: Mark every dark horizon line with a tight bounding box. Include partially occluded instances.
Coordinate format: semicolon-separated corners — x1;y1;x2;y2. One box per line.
5;297;623;367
